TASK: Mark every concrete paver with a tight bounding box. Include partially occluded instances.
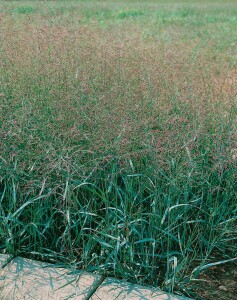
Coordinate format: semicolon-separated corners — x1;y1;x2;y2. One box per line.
0;256;102;300
91;277;190;300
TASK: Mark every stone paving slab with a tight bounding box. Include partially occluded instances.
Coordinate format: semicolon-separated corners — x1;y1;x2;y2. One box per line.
0;254;12;300
91;277;190;300
0;256;102;300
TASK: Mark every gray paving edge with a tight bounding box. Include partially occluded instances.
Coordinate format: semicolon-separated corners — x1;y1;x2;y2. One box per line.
0;254;192;300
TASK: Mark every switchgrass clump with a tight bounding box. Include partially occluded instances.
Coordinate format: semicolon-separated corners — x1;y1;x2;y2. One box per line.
0;1;237;298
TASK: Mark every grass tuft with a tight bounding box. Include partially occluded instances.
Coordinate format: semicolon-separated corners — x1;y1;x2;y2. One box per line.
0;1;237;298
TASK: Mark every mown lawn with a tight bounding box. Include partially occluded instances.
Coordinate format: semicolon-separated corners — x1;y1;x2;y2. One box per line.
0;1;237;298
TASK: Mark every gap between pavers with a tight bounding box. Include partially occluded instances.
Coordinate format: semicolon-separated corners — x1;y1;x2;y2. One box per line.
0;255;192;300
0;254;13;268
